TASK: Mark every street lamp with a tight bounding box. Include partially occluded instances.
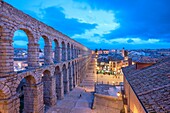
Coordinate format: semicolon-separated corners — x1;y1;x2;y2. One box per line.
117;92;121;97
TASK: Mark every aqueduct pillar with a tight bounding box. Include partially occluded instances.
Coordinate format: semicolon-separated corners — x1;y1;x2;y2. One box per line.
27;43;40;68
56;71;64;100
24;83;44;113
0;34;14;74
44;45;53;65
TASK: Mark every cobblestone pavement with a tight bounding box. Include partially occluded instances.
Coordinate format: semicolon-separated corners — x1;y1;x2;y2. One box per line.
47;58;96;113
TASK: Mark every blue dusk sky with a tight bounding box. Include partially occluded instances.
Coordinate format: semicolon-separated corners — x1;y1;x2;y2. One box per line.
4;0;170;50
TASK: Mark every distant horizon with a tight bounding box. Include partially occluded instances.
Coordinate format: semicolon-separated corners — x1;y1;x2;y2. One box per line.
95;47;170;50
14;46;170;51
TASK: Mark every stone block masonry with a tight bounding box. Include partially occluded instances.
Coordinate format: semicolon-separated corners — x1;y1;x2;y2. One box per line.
0;1;92;113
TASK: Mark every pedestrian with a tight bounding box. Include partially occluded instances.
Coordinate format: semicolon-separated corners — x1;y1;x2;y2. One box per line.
79;94;82;98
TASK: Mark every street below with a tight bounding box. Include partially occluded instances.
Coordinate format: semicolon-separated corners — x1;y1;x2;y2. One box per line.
47;58;96;113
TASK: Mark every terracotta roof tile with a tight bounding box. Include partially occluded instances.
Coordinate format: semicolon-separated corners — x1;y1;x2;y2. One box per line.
134;56;158;63
122;57;170;113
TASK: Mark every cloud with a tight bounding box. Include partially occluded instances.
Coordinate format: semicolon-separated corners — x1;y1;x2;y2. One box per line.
80;0;170;42
60;1;120;42
4;0;170;49
127;39;134;43
13;40;28;48
12;30;28;48
13;30;28;42
14;30;27;37
42;7;97;36
108;38;160;44
31;0;120;43
75;37;168;50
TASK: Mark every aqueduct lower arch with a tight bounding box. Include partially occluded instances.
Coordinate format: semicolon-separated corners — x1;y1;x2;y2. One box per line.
0;1;92;113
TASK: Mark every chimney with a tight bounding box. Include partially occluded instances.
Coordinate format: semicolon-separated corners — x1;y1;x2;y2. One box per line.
135;62;155;70
128;58;132;66
135;57;157;69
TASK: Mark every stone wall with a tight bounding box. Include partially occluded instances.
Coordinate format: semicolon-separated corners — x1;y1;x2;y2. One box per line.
0;1;92;113
0;1;91;74
93;94;123;113
124;77;146;113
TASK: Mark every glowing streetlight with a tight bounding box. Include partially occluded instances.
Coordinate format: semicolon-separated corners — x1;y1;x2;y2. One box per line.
117;92;121;97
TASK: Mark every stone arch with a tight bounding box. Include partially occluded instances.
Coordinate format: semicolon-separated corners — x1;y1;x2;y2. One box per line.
15;73;39;86
62;64;69;94
12;25;40;69
53;39;60;63
71;44;74;59
79;49;81;56
72;61;76;87
16;75;38;113
0;2;92;112
61;41;66;61
41;35;50;45
54;66;64;99
55;66;61;74
74;46;77;58
42;70;51;107
67;43;70;60
72;61;74;65
12;25;35;42
39;35;52;65
68;62;73;90
76;49;79;57
42;69;57;107
23;75;36;85
74;47;76;58
12;27;35;71
75;61;78;85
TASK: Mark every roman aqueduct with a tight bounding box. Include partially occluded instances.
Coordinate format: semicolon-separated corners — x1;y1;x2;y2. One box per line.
0;1;92;113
